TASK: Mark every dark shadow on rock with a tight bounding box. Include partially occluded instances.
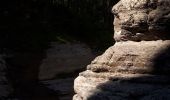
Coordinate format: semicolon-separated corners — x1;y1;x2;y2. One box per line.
87;76;170;100
151;45;170;75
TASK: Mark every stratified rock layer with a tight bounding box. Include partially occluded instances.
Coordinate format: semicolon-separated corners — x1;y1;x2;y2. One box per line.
87;41;170;75
73;0;170;100
73;41;170;100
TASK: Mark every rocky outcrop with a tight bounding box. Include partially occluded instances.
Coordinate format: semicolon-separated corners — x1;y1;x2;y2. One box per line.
73;0;170;100
87;40;170;74
112;0;170;41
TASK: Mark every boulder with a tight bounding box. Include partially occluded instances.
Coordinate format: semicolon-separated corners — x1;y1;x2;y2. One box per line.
73;0;170;100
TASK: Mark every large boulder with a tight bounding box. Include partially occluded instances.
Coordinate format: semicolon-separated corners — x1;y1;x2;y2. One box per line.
73;0;170;100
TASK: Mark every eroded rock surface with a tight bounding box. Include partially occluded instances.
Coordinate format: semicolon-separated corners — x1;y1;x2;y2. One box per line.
87;40;170;74
112;0;170;41
74;71;170;100
73;0;170;100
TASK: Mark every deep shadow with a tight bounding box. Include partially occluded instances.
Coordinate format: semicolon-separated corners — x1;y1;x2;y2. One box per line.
5;50;59;100
151;45;170;75
1;0;118;99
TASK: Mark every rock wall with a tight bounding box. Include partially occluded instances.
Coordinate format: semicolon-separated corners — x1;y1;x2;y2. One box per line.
73;0;170;100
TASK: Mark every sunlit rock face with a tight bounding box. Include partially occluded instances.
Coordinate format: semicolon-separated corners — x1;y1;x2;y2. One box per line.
87;40;170;74
112;0;170;41
73;0;170;100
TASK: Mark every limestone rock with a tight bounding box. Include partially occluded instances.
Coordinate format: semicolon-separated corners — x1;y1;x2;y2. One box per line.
74;41;170;100
73;0;170;100
87;40;170;75
112;0;170;41
74;71;170;100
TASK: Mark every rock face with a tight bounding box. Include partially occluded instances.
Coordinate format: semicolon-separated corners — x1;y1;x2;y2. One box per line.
73;0;170;100
112;0;170;41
